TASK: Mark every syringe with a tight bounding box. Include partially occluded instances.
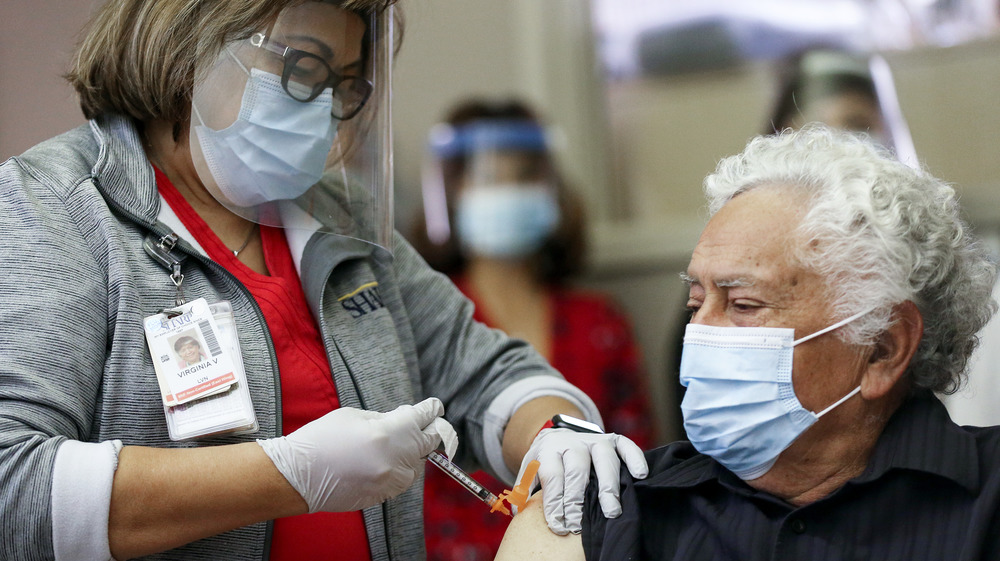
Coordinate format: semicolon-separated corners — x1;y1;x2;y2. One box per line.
426;450;511;516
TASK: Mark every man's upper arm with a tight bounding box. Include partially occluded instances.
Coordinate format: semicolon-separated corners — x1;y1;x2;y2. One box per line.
494;492;586;561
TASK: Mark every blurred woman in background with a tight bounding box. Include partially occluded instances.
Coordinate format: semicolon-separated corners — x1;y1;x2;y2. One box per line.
766;48;887;140
411;98;655;561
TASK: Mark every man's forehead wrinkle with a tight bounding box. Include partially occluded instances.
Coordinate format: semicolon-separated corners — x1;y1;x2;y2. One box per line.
715;277;756;288
681;270;760;288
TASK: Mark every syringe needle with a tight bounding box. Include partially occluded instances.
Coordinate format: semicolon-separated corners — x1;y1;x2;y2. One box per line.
426;450;511;516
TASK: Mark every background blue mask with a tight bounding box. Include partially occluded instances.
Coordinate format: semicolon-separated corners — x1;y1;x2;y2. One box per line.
456;183;560;258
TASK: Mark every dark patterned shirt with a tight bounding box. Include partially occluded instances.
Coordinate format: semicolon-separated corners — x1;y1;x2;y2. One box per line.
583;394;1000;561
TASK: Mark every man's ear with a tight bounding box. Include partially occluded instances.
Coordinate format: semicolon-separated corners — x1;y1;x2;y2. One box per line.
861;300;923;399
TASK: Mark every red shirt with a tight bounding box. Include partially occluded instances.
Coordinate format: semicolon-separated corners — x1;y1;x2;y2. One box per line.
423;276;654;561
156;168;371;561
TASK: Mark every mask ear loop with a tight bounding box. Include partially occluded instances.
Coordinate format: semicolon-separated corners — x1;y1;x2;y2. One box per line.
191;102;208;128
815;385;862;417
191;41;254;128
225;45;251;75
791;308;873;346
792;307;873;417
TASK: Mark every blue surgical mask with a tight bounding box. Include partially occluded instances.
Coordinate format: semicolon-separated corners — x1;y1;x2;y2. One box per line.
456;183;560;258
194;68;339;207
679;309;868;480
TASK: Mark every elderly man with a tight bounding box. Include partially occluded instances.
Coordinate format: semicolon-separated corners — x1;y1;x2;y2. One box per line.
494;125;1000;560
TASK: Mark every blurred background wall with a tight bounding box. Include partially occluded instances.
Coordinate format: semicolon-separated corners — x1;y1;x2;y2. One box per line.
0;1;99;158
3;0;999;443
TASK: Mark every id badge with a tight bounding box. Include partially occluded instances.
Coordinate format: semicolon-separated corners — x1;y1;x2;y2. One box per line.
144;298;237;405
144;299;259;440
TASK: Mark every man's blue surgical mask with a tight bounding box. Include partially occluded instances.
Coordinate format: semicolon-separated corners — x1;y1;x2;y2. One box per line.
195;68;339;208
456;183;559;258
679;309;869;480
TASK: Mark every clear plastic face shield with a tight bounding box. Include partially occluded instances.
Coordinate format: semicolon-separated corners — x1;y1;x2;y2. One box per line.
791;50;916;166
421;120;561;255
190;2;394;251
793;51;889;142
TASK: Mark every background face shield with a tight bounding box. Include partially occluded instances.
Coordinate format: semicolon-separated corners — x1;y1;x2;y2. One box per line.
421;120;559;246
778;49;915;164
190;2;394;251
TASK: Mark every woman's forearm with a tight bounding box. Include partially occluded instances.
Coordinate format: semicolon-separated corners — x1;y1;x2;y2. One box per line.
108;442;306;559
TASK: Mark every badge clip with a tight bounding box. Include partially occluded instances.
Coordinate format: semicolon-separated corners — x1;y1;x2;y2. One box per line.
144;232;189;307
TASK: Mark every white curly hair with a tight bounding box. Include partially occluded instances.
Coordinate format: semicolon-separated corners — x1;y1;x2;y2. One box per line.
704;124;997;393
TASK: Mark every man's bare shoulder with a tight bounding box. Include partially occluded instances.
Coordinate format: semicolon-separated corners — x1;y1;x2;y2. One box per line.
494;492;585;561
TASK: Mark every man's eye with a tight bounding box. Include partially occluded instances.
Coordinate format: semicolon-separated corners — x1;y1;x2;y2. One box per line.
732;300;761;312
685;302;701;319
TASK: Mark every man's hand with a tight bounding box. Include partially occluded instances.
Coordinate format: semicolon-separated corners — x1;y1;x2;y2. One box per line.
258;397;454;512
516;428;647;535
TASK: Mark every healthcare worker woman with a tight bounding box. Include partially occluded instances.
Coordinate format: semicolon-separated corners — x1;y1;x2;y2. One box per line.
0;1;646;560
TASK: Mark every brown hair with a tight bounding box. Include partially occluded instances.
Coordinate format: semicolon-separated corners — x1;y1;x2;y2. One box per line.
66;0;399;123
764;48;878;135
409;98;587;285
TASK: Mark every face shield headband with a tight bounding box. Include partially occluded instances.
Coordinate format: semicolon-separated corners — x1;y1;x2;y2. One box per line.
420;120;558;246
189;2;394;252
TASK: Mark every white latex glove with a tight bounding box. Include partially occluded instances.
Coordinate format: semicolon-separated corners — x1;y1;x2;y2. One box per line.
516;428;648;535
429;416;460;459
258;397;452;513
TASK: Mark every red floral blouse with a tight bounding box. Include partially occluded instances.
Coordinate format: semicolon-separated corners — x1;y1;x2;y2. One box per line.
424;277;655;561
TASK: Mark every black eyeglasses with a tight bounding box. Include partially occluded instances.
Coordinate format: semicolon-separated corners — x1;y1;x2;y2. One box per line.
249;32;373;120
